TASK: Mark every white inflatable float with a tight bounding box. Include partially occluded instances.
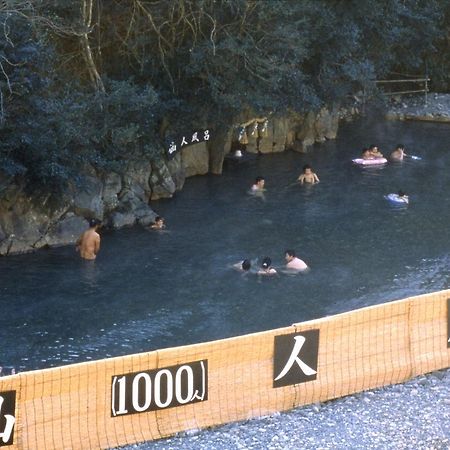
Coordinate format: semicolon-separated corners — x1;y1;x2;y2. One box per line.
385;193;409;205
352;158;388;166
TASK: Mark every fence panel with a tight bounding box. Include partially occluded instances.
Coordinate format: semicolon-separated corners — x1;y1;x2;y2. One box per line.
0;290;449;449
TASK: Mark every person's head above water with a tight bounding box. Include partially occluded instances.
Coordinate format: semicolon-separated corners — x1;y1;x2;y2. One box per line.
89;218;101;229
151;216;165;229
285;249;296;260
252;176;265;190
241;259;251;271
302;164;312;173
396;144;405;150
398;190;407;197
261;256;272;269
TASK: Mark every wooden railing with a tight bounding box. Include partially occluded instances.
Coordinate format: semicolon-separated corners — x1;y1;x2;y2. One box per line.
375;73;430;105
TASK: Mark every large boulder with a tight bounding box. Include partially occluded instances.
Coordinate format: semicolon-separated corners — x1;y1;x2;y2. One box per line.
291;140;309;153
102;172;122;212
0;187;72;254
35;214;88;248
150;159;177;200
209;128;233;175
115;187;157;227
109;211;136;229
117;189;142;212
257;121;274;153
181;141;209;177
0;236;13;255
295;111;316;150
167;155;185;191
134;203;157;226
122;160;152;201
0;209;49;254
272;117;290;153
71;175;104;219
315;106;339;141
245;122;259;154
0;224;5;242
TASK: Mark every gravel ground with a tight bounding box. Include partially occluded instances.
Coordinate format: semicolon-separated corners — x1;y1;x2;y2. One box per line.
387;93;450;121
120;367;450;450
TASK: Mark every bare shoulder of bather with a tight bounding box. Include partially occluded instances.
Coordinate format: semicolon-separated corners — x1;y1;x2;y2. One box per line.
299;165;320;184
76;223;100;260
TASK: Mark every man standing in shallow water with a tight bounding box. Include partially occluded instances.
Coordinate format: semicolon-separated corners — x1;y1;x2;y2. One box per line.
76;218;101;260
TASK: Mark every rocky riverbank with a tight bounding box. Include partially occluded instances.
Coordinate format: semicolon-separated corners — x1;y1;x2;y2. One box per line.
386;92;450;123
0;106;351;256
4;88;449;257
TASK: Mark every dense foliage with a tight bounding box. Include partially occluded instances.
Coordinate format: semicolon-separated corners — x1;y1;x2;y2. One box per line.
0;0;449;189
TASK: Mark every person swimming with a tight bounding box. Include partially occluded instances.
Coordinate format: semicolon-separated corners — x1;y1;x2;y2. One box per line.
385;190;409;204
390;144;406;161
396;190;409;203
257;257;277;275
151;216;165;229
298;164;320;184
233;259;252;272
284;249;309;271
369;144;384;158
362;145;384;160
361;147;373;159
251;176;265;192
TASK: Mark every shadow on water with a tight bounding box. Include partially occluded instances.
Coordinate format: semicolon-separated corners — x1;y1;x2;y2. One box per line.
2;116;450;371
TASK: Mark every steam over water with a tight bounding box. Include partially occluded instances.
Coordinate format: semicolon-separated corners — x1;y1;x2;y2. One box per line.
1;116;450;373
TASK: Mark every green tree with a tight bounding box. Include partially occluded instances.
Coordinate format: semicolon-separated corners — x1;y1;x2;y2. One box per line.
1;0;449;192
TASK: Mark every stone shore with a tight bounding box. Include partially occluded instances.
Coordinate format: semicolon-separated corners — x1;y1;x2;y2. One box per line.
386;92;450;123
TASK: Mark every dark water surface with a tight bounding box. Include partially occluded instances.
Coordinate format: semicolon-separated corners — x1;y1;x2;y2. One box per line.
1;116;450;372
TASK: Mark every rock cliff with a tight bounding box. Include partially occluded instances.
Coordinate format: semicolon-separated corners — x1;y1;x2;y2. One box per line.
0;106;348;255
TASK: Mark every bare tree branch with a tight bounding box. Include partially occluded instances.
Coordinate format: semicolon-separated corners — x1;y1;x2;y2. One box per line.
80;0;105;92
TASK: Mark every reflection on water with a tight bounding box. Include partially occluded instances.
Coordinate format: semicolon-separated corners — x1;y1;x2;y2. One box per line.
79;259;101;288
1;116;450;371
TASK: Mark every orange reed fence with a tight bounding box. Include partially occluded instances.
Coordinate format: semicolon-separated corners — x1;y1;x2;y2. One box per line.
0;290;449;449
